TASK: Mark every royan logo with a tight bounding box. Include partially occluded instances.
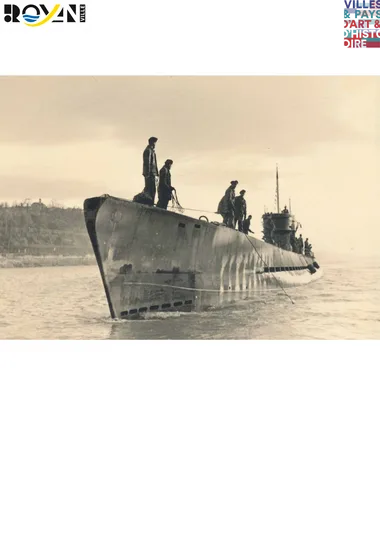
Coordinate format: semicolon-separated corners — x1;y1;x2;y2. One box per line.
4;4;86;25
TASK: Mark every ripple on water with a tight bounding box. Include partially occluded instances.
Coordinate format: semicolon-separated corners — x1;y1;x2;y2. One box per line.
0;262;380;339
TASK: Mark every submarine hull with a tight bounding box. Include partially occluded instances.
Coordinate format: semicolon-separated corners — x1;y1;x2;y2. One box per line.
84;195;322;319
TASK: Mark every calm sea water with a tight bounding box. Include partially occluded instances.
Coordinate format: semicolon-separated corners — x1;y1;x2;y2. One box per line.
0;259;379;339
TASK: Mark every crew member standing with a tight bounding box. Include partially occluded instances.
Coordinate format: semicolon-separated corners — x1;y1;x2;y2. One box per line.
157;159;174;209
299;233;304;254
242;215;254;235
234;189;247;231
217;180;238;227
142;136;159;205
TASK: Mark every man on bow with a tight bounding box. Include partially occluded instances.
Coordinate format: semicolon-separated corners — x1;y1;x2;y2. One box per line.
142;136;159;205
157;159;175;210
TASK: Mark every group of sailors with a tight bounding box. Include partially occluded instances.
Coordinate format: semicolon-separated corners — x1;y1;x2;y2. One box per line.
216;180;254;235
133;136;175;210
134;137;254;234
263;207;313;256
290;230;312;256
134;137;312;251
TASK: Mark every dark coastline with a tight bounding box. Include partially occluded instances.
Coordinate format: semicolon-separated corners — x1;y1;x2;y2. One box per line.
0;254;96;269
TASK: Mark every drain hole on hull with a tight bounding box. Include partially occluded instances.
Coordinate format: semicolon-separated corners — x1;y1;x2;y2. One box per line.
138;307;148;313
162;303;171;309
194;224;201;229
129;309;138;315
120;311;128;317
184;300;193;305
174;301;183;307
178;223;186;228
149;305;159;311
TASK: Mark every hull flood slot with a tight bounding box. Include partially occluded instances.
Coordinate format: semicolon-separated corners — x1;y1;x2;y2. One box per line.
178;223;186;228
129;309;138;315
162;303;171;309
138;307;148;313
149;305;159;311
194;224;201;229
184;300;193;305
264;265;309;273
174;301;183;307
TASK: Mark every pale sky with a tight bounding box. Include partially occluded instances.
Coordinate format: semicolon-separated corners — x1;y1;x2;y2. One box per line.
0;76;379;256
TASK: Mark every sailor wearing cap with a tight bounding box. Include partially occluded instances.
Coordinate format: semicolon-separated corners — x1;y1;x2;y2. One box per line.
142;137;159;205
234;189;247;231
157;159;175;210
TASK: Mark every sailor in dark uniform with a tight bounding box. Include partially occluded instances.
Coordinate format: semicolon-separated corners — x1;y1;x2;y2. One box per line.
217;180;238;227
304;238;311;256
299;233;304;254
142;136;158;205
242;215;254;235
156;159;174;209
234;190;247;231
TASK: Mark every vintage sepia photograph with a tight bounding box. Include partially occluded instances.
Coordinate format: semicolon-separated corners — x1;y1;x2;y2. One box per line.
2;4;380;538
0;76;378;339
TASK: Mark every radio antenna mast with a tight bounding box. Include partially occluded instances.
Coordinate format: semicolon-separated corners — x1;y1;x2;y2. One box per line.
276;164;280;213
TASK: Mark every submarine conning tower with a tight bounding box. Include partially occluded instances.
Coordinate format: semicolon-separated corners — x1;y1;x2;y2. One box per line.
262;212;293;251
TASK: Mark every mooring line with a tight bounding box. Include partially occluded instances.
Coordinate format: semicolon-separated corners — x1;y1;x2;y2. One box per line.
121;280;276;294
243;234;295;305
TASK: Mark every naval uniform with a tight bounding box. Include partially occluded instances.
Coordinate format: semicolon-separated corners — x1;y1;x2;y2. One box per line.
234;195;247;231
217;186;236;227
142;144;158;204
156;165;173;210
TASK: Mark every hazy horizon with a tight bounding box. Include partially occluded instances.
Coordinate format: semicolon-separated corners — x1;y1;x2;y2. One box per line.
0;76;378;256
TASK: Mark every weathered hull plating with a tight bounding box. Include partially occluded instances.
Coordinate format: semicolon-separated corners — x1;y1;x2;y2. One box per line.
84;195;323;319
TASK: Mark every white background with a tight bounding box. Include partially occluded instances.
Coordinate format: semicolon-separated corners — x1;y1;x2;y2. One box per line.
0;0;378;74
1;1;380;537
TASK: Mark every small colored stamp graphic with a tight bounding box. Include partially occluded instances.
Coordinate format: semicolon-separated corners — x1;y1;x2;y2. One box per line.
4;4;86;25
344;1;380;47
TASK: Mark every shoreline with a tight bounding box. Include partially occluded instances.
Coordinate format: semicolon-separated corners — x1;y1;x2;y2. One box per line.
0;254;96;269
